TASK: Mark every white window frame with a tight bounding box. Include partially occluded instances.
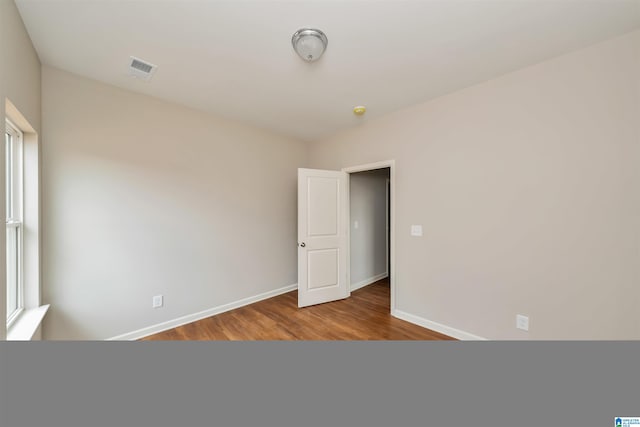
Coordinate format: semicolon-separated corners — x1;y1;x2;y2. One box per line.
6;118;24;327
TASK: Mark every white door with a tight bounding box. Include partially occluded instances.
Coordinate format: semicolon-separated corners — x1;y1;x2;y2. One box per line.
298;168;349;308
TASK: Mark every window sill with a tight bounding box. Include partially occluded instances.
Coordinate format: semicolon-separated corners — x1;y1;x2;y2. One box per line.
7;304;50;340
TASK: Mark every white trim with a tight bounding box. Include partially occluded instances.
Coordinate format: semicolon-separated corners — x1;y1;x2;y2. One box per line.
342;160;394;174
6;306;24;328
350;272;388;292
5;117;22;139
7;304;49;341
343;160;396;312
6;118;25;326
385;177;389;275
107;284;298;341
392;309;487;341
5;101;41;337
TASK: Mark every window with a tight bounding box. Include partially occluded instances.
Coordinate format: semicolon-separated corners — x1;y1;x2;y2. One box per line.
6;119;23;325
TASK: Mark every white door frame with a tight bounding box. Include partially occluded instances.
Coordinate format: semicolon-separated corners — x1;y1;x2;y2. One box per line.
342;160;396;312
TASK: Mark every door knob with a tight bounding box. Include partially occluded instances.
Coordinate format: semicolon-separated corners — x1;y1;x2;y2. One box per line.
300;242;306;247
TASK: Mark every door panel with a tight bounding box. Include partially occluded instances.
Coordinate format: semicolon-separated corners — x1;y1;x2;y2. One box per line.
308;249;339;290
308;177;339;236
298;168;348;307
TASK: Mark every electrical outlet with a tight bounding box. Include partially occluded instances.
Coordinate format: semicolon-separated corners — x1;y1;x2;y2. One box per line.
516;314;529;331
410;225;423;237
152;295;163;308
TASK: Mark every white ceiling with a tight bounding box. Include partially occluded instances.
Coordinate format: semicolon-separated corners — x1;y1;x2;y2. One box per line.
16;0;640;142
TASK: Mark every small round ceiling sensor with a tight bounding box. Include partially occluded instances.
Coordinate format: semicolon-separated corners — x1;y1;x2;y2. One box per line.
353;106;366;115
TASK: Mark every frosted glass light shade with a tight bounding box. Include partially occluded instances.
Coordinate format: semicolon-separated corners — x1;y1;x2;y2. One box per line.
292;29;328;62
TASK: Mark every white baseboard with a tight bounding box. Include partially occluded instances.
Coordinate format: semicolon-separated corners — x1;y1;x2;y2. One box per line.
350;272;388;292
107;284;298;341
391;309;487;341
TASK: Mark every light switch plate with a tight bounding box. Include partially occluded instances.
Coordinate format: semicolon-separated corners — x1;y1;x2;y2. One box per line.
516;314;529;331
411;225;423;237
354;220;359;229
153;295;163;308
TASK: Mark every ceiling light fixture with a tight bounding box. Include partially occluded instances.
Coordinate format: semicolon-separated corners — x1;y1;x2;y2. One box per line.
292;28;328;62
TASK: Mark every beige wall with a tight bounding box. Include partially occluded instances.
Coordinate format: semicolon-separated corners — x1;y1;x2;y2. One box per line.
42;66;308;339
0;0;41;340
310;30;640;339
349;169;389;288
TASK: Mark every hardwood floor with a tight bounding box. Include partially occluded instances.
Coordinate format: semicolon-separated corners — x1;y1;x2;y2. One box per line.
141;278;454;341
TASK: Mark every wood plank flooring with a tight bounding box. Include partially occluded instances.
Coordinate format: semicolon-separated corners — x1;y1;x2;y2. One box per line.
141;278;454;341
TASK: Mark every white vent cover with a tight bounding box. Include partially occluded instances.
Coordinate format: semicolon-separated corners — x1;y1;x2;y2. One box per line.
128;56;157;81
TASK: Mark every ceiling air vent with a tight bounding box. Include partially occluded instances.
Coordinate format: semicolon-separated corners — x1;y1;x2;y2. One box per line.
128;56;157;81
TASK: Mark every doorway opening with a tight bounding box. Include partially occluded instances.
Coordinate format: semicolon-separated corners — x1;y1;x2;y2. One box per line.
296;161;395;311
343;160;395;312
